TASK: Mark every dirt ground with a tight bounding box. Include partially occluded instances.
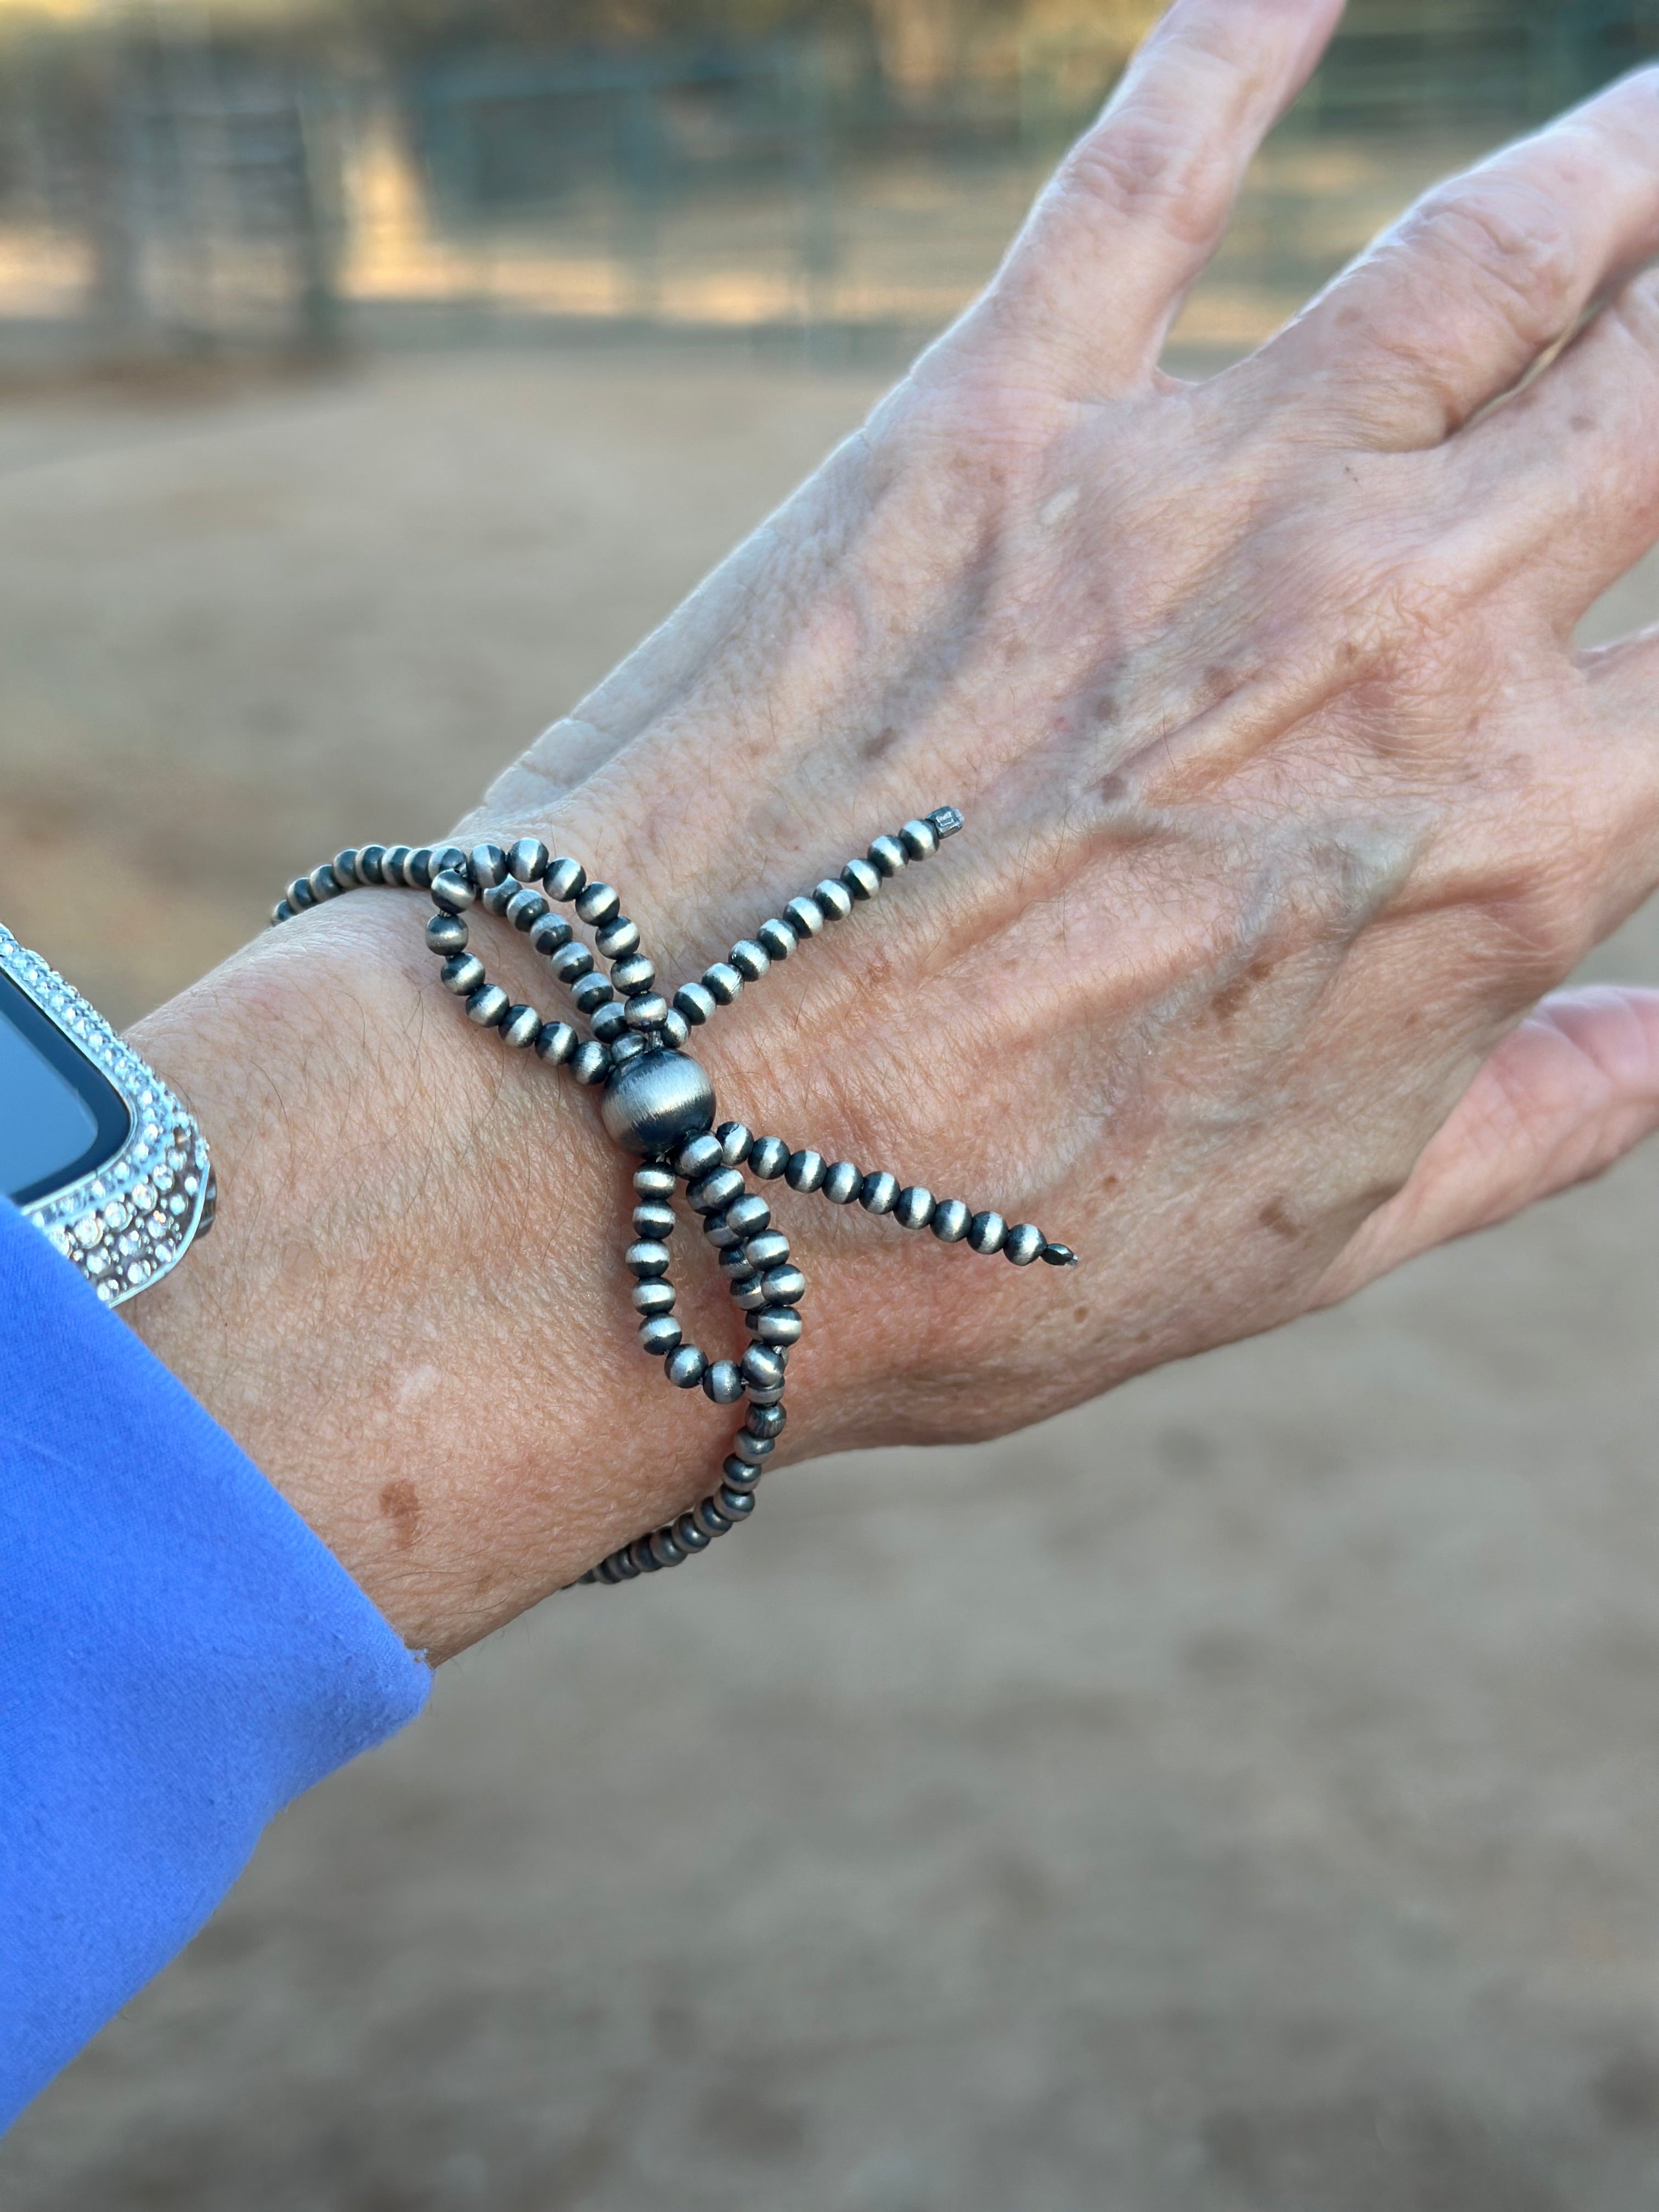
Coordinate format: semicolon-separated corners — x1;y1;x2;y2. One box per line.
5;347;1659;2211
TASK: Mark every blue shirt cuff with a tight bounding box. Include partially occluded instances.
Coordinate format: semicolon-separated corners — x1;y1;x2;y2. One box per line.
0;1197;431;2128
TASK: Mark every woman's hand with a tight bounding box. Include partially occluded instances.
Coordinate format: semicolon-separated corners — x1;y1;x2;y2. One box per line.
129;0;1659;1657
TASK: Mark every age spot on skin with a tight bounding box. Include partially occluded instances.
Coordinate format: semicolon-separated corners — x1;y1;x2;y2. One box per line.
1212;957;1274;1022
859;724;899;764
1259;1199;1299;1241
379;1479;423;1550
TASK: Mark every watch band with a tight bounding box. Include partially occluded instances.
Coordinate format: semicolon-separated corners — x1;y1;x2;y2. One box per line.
2;925;215;1306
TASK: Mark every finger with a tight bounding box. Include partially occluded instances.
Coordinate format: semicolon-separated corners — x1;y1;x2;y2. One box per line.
1245;66;1659;449
1316;986;1659;1302
978;0;1344;392
1437;263;1659;624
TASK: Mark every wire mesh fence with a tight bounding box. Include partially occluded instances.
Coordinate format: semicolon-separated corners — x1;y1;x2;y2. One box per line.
0;0;1653;371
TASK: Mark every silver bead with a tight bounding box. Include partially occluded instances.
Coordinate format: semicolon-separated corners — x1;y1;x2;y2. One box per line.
549;943;594;985
661;1009;691;1049
414;849;441;889
724;1193;771;1239
601;1050;718;1157
536;1020;577;1063
590;1001;629;1042
730;939;770;981
381;845;412;885
640;1314;682;1356
900;817;939;860
745;1383;787;1407
499;1004;540;1049
757;918;798;961
627;1240;672;1278
1005;1222;1044;1266
624;994;669;1030
723;1455;764;1490
930;1198;970;1242
688;1165;744;1214
895;1186;935;1229
1042;1242;1078;1267
751;1306;803;1347
506;887;550;932
649;1528;686;1569
426;913;469;954
720;1244;757;1277
571;1041;611;1086
704;1215;742;1250
287;874;317;909
785;1148;826;1193
332;849;360;886
717;1122;753;1167
748;1136;790;1179
272;899;293;925
431;845;468;881
761;1264;805;1305
741;1342;786;1391
509;837;549;883
823;1161;861;1204
308;864;340;902
927;805;965;839
746;1402;787;1440
610;954;656;995
674;1513;712;1554
430;869;476;915
357;845;387;883
785;894;825;938
482;881;516;917
635;1164;677;1198
703;1359;744;1405
675;982;716;1026
610;1034;651;1070
860;1171;899;1214
842;856;881;900
729;1272;768;1311
667;1346;707;1389
466;984;510;1028
575;881;620;927
702;963;743;1005
630;1536;662;1575
632;1279;676;1316
442;952;486;996
743;1230;790;1272
469;842;507;888
732;1429;775;1465
967;1210;1007;1254
696;1497;734;1537
675;1133;724;1179
543;856;586;901
812;877;854;921
718;1485;757;1519
571;974;613;1014
634;1201;675;1239
868;834;906;877
596;917;641;961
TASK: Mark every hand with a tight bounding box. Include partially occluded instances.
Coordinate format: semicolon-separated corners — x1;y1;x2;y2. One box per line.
128;0;1659;1658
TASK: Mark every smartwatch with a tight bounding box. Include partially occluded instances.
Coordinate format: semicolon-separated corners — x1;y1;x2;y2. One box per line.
1;922;215;1305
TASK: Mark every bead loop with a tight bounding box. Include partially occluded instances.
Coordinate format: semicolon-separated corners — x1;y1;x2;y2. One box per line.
270;803;1074;1588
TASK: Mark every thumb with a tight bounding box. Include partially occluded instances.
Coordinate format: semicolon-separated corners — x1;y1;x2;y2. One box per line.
1317;985;1659;1304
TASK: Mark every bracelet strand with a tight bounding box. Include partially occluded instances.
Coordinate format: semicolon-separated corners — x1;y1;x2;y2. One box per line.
270;809;1074;1588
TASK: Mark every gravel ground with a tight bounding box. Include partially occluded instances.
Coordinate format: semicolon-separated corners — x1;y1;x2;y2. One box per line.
4;349;1659;2211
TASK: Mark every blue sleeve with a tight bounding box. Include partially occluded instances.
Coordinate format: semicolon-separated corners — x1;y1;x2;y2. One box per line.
0;1200;431;2129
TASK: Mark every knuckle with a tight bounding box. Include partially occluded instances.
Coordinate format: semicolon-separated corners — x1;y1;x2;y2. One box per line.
1058;112;1234;250
1406;182;1581;347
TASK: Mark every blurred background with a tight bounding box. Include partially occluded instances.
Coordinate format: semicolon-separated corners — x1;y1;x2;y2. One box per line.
9;2;1659;2207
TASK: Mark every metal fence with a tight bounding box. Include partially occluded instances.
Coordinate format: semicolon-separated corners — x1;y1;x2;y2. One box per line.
0;2;1653;370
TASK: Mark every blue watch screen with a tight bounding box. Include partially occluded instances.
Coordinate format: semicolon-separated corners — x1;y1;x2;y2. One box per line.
0;969;132;1207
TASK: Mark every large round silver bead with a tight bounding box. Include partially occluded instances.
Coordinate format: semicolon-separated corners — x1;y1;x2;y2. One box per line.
600;1048;717;1158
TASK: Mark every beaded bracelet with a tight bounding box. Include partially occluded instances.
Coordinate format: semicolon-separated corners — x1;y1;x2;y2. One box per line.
271;808;1074;1587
